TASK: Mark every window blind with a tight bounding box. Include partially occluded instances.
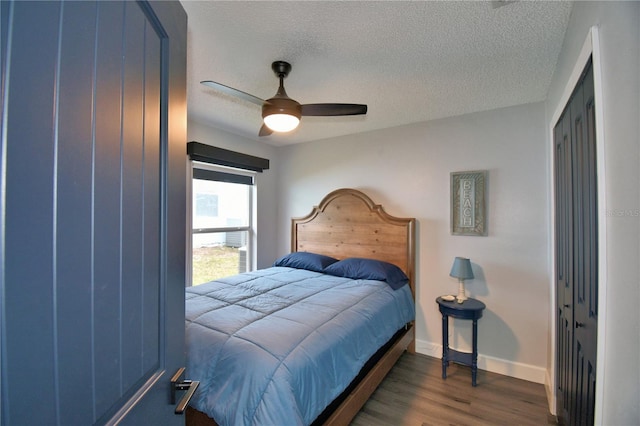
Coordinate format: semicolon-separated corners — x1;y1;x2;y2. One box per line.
187;141;269;173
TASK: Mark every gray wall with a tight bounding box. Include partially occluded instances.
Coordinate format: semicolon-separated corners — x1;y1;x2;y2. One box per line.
276;102;550;382
544;2;640;424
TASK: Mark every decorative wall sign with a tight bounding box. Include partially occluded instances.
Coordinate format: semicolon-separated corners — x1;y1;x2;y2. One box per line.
451;170;487;236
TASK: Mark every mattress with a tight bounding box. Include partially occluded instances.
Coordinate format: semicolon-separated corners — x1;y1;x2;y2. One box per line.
185;266;415;426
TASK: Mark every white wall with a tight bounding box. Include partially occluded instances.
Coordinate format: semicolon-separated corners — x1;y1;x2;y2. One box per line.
276;102;550;382
187;119;280;269
544;2;640;424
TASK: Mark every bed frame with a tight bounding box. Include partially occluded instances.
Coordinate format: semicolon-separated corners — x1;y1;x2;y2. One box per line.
186;188;416;426
293;188;416;425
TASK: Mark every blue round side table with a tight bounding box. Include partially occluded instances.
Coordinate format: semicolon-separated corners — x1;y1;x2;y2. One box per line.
436;296;486;386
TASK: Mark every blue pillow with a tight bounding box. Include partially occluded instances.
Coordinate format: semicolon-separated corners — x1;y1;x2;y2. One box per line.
323;257;409;290
273;251;339;273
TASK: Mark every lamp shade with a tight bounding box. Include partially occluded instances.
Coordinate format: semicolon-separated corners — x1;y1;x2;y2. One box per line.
262;96;302;133
263;113;300;132
450;257;474;280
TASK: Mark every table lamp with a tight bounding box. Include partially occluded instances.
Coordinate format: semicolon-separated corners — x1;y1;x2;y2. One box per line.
450;257;474;303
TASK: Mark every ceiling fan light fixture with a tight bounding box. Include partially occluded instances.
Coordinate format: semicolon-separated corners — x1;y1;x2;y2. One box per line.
263;113;300;132
202;60;368;136
262;97;302;133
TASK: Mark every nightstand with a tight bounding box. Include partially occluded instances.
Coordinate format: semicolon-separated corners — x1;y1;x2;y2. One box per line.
436;296;486;386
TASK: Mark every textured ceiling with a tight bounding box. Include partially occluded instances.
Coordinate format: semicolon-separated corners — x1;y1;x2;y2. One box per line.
182;1;572;147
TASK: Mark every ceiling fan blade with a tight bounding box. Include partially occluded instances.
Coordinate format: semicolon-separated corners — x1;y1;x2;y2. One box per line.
201;80;265;106
258;124;273;137
301;103;367;116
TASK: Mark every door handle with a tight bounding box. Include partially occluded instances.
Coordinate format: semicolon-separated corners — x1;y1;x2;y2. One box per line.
170;367;200;415
575;321;585;328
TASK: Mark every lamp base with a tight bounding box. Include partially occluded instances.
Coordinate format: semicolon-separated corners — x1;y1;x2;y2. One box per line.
456;281;467;303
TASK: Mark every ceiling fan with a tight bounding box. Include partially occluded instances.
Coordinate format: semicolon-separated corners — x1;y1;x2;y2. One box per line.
201;61;368;136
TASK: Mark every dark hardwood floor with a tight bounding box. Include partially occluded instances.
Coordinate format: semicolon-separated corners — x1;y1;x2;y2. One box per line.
351;353;556;426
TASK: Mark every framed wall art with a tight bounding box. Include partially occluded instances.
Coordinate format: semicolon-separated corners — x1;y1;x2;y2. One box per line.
451;170;487;236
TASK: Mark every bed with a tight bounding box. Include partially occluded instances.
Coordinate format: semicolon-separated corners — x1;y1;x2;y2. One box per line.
185;188;416;426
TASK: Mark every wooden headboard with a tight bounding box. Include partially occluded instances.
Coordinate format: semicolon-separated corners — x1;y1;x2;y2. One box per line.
291;188;416;296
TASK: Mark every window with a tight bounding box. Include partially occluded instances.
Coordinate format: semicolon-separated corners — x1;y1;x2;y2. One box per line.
186;141;268;286
195;192;218;217
190;164;255;285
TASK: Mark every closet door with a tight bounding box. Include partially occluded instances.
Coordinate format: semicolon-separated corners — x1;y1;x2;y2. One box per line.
554;107;573;424
554;58;597;426
570;61;598;426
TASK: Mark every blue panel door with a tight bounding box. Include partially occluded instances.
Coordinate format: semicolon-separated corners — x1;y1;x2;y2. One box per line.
553;58;597;426
0;1;187;424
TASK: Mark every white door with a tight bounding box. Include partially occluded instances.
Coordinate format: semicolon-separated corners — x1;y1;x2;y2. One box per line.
0;1;187;424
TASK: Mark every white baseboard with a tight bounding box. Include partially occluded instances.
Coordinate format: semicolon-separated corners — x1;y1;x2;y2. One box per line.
415;338;546;384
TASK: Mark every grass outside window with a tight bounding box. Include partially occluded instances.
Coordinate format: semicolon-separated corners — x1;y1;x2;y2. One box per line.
192;246;241;285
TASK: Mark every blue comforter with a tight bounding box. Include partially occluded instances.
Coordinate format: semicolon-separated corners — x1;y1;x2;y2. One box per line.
185;266;415;426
